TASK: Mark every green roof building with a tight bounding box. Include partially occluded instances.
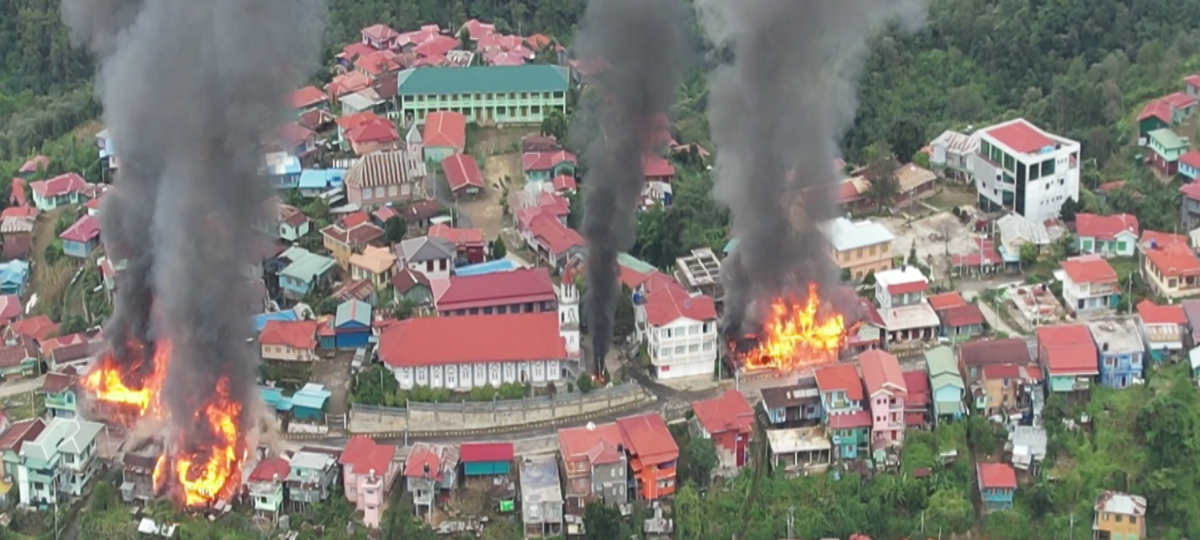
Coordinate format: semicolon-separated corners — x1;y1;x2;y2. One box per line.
397;65;569;126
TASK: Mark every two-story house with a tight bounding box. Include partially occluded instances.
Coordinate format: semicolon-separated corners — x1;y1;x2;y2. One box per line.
926;292;986;341
0;419;44;501
759;379;823;428
1037;324;1099;402
41;368;80;419
342;150;426;207
1087;319;1145;389
286;449;339;511
633;274;719;380
813;364;869;460
428;224;486;265
873;266;941;346
1145;128;1190;176
977;462;1017;513
1142;242;1200;299
271;204;311;243
339;436;400;529
59;215;100;259
1075;213;1139;257
929;129;979;182
959;338;1036;409
404;442;459;522
522;151;576;183
349;245;397;290
616;413;678;501
259;320;319;362
17;417;103;506
1136;300;1186;362
397;236;456;282
1180;150;1200;181
277;247;336;301
520;455;564;538
1137;230;1189;279
978;364;1042;419
1094;491;1147;540
859;350;908;447
556;421;628;520
259;153;303;189
1059;255;1120;316
822;217;895;281
1180;182;1200;229
30;173;88;211
924;346;966;422
322;213;385;269
690;390;754;472
247;456;290;522
436;267;556;316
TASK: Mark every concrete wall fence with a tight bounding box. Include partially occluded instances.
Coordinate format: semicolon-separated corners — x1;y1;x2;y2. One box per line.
349;384;653;435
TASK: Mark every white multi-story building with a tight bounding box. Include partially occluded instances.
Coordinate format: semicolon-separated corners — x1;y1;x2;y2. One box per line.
17;417;103;507
557;270;580;358
972;118;1081;222
1059;255;1119;317
634;274;719;380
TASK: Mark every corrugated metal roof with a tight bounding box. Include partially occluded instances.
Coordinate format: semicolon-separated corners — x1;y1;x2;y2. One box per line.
398;65;569;96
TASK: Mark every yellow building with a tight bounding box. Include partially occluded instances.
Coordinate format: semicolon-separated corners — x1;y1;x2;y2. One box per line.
320;217;385;269
1093;491;1146;540
822;217;896;281
349;245;398;289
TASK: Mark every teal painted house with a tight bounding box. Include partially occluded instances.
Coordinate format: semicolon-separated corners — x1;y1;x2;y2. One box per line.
814;364;869;460
60;215;101;259
41;371;80;419
460;442;513;477
396;65;569;125
0;260;30;296
291;383;331;422
247;457;290;521
925;346;966;421
278;247;336;301
977;462;1017;513
522;150;576;183
30;173;88;211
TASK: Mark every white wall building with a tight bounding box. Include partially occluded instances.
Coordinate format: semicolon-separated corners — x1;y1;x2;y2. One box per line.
557;271;580;358
929;129;981;182
634;275;719;380
378;313;572;390
972;118;1080;222
1058;255;1119;316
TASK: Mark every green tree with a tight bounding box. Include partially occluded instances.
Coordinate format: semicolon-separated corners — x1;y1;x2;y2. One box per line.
490;236;507;260
541;108;569;142
44;240;63;265
60;314;87;335
864;141;900;209
682;437;719;486
576;371;594;394
351;364;399;406
613;284;636;341
583;499;621;540
1059;196;1079;222
1019;242;1039;267
383;216;407;244
566;188;583;230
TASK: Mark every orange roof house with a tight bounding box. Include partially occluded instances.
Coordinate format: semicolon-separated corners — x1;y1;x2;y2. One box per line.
616;413;679;501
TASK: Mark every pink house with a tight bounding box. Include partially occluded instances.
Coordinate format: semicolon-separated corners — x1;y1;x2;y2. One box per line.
859;349;908;447
339;436;400;528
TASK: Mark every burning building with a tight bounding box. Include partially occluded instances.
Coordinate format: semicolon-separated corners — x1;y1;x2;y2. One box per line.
724;282;853;377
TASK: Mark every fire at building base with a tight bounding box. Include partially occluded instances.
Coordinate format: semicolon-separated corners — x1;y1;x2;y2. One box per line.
723;282;857;379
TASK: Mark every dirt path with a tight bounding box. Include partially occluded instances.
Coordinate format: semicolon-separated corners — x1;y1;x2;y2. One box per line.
457;127;530;240
31;207;67;271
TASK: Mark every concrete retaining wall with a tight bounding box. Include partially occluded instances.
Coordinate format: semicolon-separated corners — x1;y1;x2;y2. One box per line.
349;384;652;435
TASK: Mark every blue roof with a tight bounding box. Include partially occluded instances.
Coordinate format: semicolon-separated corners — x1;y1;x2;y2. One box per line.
276;397;294;411
259;154;302;176
723;238;739;255
298;168;345;190
454;259;516;277
0;260;29;286
260;386;284;407
253;310;298;332
292;383;332;410
335;300;372;327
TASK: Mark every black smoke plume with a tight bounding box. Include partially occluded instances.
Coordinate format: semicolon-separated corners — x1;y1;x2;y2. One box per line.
62;0;326;446
698;0;927;332
575;0;687;375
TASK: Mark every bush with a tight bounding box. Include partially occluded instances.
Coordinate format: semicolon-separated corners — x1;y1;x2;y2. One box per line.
576;372;594;393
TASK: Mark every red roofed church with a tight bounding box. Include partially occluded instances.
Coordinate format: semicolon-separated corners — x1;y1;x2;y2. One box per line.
378;313;571;390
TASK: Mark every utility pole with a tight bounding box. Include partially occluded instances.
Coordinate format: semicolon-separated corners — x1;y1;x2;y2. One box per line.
786;506;795;539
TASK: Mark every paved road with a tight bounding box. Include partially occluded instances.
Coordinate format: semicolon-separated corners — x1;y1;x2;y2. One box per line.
0;375;45;399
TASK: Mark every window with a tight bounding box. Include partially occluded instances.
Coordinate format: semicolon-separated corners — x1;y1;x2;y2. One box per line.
856;248;864;259
659;348;669;357
980;140;991;157
1042;158;1055;175
688;325;699;335
674;346;684;355
1116;515;1123;523
1003;153;1015;171
1130;516;1137;524
688;344;699;353
702;342;713;351
439;259;447;271
868;245;876;256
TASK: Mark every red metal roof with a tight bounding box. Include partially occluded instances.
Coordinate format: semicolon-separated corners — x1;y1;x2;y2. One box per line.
1162;92;1197;110
0;295;21;324
1140;230;1188;249
616;413;678;467
441;154;485;192
345;117;399;145
10;178;28;208
641;153;675;179
31;173;87;199
18;156;49;175
977;462;1017;490
259;320;318;349
901;371;930;407
379;313;566;368
59;215;100;244
982;364;1021;379
522;151;576;172
1138;99;1173;124
428;224;484;247
1074;213;1139;241
1036;324;1098;376
558;422;625;464
529;213;583;255
814;364;864;401
340;436;396;476
287;86;328;110
1180;181;1200;201
459;442;514;463
423;112;467;149
1187;74;1200;88
940;303;985;328
859;350;906;396
1136;299;1187;326
828;410;871;429
927;292;967;311
414;35;460;58
249;456;291;482
327;71;371;98
552;175;576;192
41;369;78;394
1059;255;1117;285
361;23;400;43
10;315;59;342
0;418;44;452
986;119;1055;153
1146;243;1200;278
886;280;927;296
905;413;926;427
1180;150;1200;170
640;278;717;327
692;389;754;436
438;267;554;311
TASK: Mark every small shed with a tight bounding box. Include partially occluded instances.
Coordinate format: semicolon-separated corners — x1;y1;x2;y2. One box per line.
334;300;372;349
317;316;336;349
291;383;332;421
460;442;514;477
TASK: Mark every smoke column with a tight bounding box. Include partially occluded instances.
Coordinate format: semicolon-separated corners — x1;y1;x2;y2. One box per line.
62;0;326;444
696;0;927;332
575;0;687;375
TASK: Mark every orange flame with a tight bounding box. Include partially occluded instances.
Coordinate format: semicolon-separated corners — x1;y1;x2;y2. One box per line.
83;339;245;507
742;282;846;372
